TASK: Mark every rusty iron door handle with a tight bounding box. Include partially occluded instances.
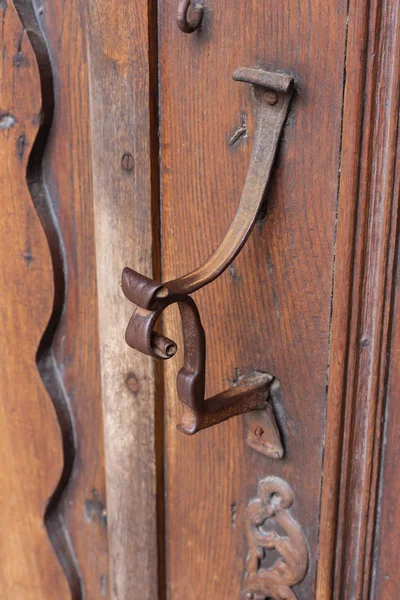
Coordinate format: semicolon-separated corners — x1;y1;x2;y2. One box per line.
122;68;294;457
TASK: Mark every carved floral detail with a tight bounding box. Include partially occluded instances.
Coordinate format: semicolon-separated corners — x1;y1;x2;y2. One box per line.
242;476;308;600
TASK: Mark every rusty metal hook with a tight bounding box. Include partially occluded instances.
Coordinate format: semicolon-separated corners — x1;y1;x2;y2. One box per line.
121;273;283;457
177;0;203;33
122;68;294;456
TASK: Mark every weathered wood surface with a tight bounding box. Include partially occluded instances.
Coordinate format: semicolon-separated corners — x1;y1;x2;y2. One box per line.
159;0;348;597
2;0;110;595
0;2;70;597
373;183;400;597
34;0;110;594
2;0;400;597
86;0;161;597
318;0;400;597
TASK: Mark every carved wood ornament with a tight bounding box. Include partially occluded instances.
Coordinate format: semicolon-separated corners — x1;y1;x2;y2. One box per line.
242;477;308;600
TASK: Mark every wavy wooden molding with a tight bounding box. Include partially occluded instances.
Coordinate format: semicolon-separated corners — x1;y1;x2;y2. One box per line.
2;0;82;596
20;0;110;595
242;476;308;600
0;1;70;597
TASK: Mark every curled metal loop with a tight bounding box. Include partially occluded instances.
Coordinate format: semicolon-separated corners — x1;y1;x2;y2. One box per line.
122;268;282;452
177;0;204;33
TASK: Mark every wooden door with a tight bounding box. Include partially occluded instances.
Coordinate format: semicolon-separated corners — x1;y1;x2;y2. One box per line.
1;0;400;598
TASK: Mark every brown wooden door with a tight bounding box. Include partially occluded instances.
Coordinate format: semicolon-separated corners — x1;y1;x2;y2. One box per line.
1;0;400;598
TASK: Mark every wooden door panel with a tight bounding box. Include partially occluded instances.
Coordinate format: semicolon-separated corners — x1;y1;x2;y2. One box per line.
86;0;161;596
159;1;348;597
0;3;70;597
1;0;109;596
373;249;400;597
318;0;400;597
34;0;110;595
2;0;400;597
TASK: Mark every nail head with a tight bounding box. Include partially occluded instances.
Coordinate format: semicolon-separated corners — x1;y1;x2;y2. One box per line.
122;152;134;171
264;90;278;105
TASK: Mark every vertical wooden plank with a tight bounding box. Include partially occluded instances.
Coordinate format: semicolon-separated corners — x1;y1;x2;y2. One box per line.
0;1;70;597
159;0;347;598
315;0;370;593
317;0;400;597
87;0;160;597
13;0;110;595
373;177;400;597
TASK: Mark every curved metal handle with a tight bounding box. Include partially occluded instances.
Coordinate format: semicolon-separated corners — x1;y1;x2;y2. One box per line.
122;68;294;457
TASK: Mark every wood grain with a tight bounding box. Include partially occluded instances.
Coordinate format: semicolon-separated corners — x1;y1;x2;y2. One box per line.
13;0;111;595
317;0;400;597
372;147;400;596
86;0;161;597
159;0;348;597
0;2;70;597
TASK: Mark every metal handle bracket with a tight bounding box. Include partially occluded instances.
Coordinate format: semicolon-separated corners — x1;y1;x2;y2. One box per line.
122;68;294;457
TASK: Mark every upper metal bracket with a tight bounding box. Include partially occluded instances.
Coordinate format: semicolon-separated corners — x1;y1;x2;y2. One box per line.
122;68;294;457
177;0;204;33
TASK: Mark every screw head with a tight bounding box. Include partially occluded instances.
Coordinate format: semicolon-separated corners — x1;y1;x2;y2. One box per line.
264;90;278;105
121;152;134;171
245;593;254;599
254;425;264;437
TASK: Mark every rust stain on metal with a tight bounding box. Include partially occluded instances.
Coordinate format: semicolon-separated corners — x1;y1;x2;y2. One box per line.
122;68;294;453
